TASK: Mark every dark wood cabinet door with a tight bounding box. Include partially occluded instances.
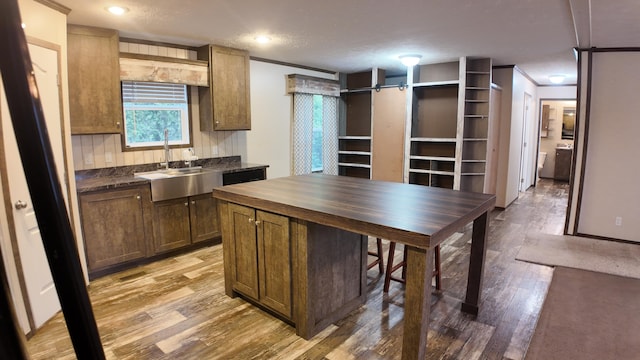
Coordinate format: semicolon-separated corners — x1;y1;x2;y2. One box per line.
256;210;291;318
80;186;150;272
152;198;191;254
197;45;251;131
189;194;220;243
554;149;572;181
228;203;259;300
67;25;122;134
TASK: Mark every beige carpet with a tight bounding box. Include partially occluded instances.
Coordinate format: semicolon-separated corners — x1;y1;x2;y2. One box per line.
525;267;640;359
515;233;640;279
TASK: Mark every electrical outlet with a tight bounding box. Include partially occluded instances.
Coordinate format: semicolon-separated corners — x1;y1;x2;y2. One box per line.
615;216;622;226
84;154;93;165
105;151;113;163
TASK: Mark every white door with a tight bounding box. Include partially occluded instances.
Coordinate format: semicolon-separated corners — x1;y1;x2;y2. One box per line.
519;92;533;192
0;42;66;329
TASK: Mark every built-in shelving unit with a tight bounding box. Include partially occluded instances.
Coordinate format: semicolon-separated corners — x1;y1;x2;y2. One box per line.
460;58;492;193
338;70;379;178
339;68;407;181
407;61;461;189
338;57;493;193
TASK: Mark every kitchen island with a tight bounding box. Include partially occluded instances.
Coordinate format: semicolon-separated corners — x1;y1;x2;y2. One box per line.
213;174;495;359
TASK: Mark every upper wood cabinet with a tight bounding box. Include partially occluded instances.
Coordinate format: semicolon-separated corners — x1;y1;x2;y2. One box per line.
197;45;251;131
67;25;122;134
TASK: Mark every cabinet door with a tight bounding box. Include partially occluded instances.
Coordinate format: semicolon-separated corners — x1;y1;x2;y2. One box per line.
79;186;150;272
228;203;259;299
189;193;220;243
67;25;122;134
152;198;191;254
198;45;251;131
256;210;291;318
554;149;572;181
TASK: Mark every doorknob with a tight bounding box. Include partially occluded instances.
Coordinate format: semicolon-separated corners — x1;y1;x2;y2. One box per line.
14;200;27;210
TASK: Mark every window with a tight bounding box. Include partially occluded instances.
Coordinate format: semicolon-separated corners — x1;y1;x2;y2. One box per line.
122;81;190;148
311;95;323;172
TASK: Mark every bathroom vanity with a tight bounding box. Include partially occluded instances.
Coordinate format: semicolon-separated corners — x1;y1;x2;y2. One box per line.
554;147;572;181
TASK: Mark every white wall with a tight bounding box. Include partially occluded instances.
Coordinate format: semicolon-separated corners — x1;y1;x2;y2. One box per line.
574;52;640;242
246;61;337;179
493;67;537;208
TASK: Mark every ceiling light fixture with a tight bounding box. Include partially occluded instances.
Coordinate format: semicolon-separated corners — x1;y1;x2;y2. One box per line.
549;75;565;84
255;35;271;44
106;6;129;15
399;54;422;67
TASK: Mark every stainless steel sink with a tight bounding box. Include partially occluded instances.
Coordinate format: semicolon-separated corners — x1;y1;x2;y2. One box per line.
134;167;223;201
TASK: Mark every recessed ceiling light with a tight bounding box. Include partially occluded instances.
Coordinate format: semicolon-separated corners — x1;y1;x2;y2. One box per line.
106;6;129;15
549;75;565;84
255;35;271;44
399;54;422;67
21;23;26;29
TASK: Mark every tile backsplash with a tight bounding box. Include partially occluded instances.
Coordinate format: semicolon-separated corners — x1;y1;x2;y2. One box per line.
71;41;247;170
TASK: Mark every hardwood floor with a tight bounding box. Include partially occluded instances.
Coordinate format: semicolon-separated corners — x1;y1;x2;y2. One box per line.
26;179;569;359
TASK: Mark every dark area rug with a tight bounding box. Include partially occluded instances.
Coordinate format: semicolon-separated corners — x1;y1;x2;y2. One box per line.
525;267;640;359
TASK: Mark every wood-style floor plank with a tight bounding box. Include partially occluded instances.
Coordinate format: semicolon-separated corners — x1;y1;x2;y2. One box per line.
26;179;568;359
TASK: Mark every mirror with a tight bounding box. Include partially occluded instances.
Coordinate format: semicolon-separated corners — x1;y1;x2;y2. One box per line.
562;108;575;140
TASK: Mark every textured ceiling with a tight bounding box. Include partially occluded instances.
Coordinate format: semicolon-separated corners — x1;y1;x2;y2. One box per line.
53;0;639;85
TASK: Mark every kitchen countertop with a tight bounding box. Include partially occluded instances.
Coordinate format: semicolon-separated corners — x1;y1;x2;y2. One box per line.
76;159;268;193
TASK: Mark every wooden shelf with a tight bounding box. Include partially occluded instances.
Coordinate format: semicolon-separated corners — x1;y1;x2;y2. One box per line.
339;163;371;169
339;136;371;140
411;137;457;143
464;115;488;118
409;169;455;176
466;71;490;75
410;155;455;162
338;151;371;156
413;80;459;88
463;138;488;141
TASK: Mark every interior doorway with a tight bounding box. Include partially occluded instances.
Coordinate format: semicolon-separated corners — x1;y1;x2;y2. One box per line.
537;99;577;183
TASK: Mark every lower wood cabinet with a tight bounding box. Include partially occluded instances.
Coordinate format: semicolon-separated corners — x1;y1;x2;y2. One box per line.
80;186;221;277
152;197;192;254
226;203;292;319
554;148;572;182
152;194;221;254
189;193;220;243
79;185;152;273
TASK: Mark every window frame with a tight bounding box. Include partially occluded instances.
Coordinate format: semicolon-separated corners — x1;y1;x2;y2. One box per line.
120;81;194;152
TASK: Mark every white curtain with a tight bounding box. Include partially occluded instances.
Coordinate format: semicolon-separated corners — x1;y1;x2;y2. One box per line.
322;96;338;175
292;94;314;175
291;93;339;176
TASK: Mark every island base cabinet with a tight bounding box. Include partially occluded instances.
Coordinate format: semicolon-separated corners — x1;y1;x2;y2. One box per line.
293;221;367;339
219;200;367;338
225;203;292;319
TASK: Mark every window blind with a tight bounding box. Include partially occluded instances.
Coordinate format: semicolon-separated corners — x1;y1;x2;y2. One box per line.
121;81;187;104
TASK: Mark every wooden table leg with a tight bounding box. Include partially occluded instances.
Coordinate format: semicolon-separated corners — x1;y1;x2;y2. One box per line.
461;210;489;315
401;245;434;360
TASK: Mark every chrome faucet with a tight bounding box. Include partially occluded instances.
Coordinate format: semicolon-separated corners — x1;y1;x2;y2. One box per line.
162;128;170;169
